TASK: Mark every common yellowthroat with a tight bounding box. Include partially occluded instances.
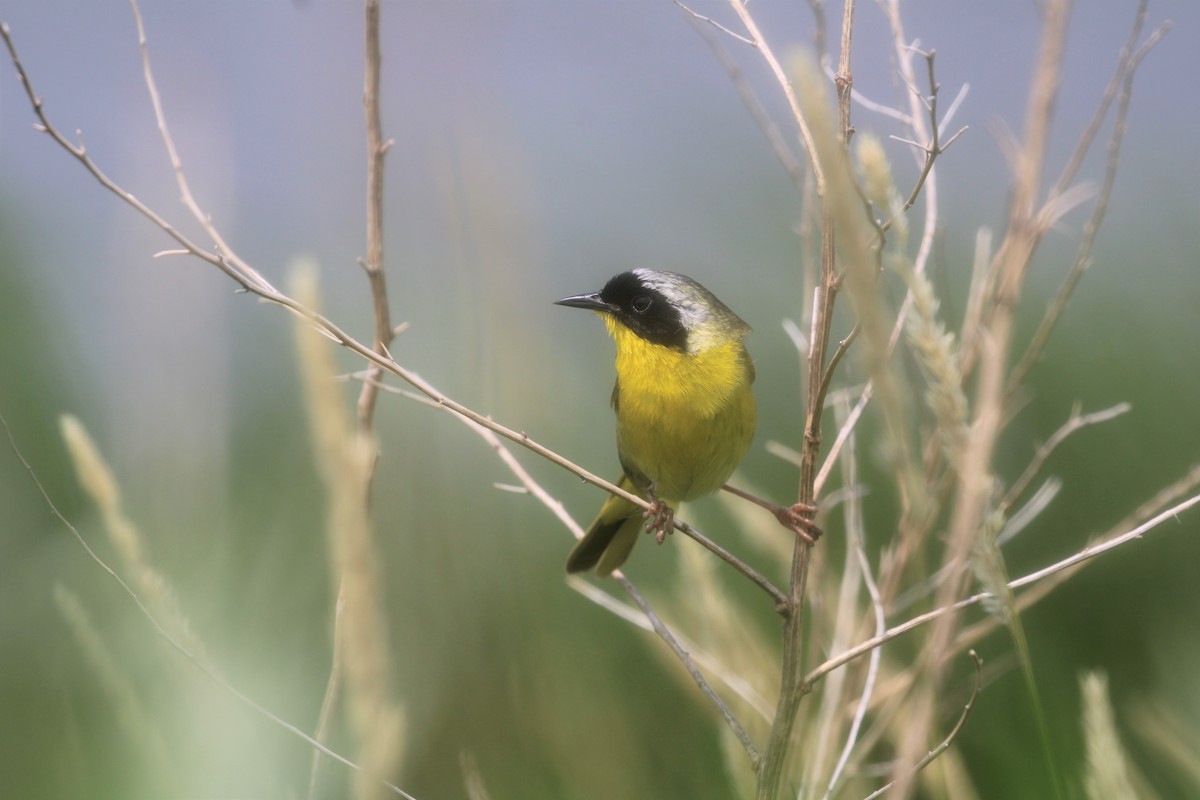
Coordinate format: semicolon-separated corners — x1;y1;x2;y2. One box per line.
557;269;757;576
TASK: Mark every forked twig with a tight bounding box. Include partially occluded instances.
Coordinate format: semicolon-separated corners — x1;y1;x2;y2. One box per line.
129;0;274;293
1002;402;1131;510
883;49;968;229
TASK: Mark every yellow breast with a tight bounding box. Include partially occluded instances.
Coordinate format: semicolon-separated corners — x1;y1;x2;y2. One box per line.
606;319;756;503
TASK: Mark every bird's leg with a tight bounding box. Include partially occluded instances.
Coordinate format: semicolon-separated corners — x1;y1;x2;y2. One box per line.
641;485;676;545
721;484;823;544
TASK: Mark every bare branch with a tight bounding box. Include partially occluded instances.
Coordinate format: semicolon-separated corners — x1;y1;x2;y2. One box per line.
314;4;397;791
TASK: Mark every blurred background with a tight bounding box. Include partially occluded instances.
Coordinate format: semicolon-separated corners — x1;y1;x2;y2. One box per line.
1;1;1198;797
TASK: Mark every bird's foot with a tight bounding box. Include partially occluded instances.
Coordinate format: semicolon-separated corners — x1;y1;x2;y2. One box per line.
642;494;675;545
722;484;823;544
774;501;822;544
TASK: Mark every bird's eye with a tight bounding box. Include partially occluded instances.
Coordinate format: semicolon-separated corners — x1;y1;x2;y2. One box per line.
631;295;652;314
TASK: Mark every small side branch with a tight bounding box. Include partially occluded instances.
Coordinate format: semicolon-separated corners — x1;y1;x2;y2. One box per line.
1002;402;1131;509
128;0;274;293
882;49;967;233
860;651;984;800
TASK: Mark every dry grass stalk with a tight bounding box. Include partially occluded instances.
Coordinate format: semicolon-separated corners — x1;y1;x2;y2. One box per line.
890;2;1073;795
59;414;206;661
292;267;405;800
1080;672;1145;800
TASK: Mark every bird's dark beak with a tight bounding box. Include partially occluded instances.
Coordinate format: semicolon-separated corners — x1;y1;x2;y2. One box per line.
555;291;613;312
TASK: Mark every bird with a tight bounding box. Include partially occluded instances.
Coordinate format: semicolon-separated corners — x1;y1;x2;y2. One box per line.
556;268;758;576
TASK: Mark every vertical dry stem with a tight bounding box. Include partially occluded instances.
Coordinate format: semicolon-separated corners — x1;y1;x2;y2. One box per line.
756;6;856;797
314;3;396;792
357;0;395;432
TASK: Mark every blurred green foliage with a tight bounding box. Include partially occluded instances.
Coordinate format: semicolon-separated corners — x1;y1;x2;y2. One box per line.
2;4;1199;798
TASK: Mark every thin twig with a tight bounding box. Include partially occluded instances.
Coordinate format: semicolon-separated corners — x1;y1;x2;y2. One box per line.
128;0;274;293
313;3;396;792
757;6;857;795
879;0;949;278
1002;402;1131;510
356;0;395;434
860;651;983;800
805;489;1200;687
2;21;252;293
726;0;825;191
569;576;775;721
618;575;761;766
822;397;886;799
673;1;754;46
675;1;806;189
